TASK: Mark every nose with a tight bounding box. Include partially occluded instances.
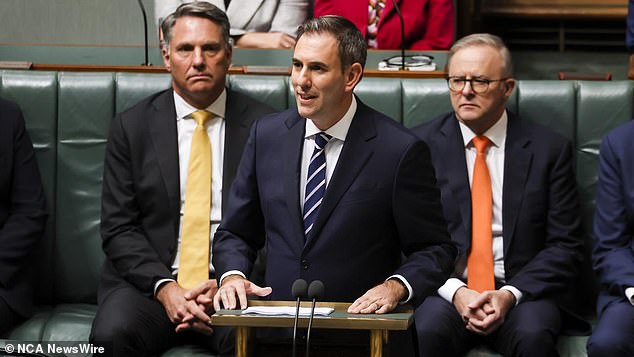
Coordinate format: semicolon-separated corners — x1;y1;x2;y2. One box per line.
461;79;475;96
192;47;205;69
293;66;311;90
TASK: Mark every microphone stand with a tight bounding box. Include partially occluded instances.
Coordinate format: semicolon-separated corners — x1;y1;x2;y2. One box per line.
291;279;308;357
392;0;406;70
137;0;151;66
305;280;324;357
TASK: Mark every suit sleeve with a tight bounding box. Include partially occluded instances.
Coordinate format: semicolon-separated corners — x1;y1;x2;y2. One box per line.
213;120;265;280
268;0;309;37
100;114;173;295
392;140;457;306
506;141;584;299
409;0;454;50
592;133;634;297
0;104;47;287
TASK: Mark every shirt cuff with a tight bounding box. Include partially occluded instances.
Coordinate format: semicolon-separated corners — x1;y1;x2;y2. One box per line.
438;278;466;303
154;278;176;297
219;270;246;286
387;275;413;303
500;285;523;306
625;287;634;306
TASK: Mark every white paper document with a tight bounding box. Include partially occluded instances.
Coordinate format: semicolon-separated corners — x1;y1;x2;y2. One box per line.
241;306;334;317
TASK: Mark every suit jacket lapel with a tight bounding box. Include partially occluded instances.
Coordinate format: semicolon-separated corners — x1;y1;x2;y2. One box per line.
283;113;307;251
502;114;532;255
222;89;252;214
305;101;375;247
441;115;473;250
226;0;263;30
149;90;180;237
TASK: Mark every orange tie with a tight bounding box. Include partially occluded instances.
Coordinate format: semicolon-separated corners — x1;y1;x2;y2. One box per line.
178;110;212;289
467;135;495;292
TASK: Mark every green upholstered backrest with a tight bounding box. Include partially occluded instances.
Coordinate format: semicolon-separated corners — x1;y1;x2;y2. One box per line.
115;73;172;114
402;78;452;127
0;71;631;315
228;75;289;112
55;72;115;303
516;81;577;143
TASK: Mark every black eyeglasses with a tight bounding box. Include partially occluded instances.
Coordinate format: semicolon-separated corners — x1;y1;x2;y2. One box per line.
382;54;434;68
446;77;509;94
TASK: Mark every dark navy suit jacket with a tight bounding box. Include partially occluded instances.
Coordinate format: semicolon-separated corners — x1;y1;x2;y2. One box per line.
593;121;634;313
213;99;456;306
0;97;47;317
413;112;583;307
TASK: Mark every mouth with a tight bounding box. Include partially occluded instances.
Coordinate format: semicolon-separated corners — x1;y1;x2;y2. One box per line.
459;103;479;109
297;92;317;103
188;73;211;80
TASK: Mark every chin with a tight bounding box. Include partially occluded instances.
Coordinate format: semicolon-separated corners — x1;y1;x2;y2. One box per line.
296;104;312;119
457;110;481;122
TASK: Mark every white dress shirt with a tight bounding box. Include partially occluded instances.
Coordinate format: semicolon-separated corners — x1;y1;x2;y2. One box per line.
626;287;634;306
154;90;226;293
437;111;523;304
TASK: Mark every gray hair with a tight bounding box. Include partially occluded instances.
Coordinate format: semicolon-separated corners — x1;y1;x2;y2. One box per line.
446;33;513;77
160;1;230;50
297;15;367;70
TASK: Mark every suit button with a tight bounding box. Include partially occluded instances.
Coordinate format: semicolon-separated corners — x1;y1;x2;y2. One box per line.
301;259;309;270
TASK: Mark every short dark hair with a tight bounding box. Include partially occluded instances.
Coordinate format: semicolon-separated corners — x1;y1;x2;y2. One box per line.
161;1;230;50
297;15;367;70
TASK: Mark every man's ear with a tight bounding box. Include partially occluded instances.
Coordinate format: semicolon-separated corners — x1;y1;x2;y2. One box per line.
344;62;363;92
503;78;516;98
162;46;171;71
224;45;233;70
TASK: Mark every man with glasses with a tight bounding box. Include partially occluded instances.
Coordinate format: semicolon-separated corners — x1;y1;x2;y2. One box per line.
411;33;584;356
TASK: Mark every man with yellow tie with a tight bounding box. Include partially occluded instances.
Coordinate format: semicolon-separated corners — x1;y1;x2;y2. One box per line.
411;33;585;356
89;2;273;356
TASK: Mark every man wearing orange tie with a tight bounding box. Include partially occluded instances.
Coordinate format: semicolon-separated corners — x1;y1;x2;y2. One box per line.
411;33;585;357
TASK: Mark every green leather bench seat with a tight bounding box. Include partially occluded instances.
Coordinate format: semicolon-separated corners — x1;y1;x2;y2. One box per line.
0;69;631;357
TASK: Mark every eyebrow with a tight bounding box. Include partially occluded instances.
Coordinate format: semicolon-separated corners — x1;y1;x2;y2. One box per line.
292;58;329;68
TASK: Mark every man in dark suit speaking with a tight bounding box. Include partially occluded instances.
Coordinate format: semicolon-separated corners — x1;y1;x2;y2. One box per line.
412;33;584;356
90;2;273;356
212;15;455;321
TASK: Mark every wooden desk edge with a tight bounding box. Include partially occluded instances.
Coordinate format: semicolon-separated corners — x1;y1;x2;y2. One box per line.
24;63;446;78
211;300;413;331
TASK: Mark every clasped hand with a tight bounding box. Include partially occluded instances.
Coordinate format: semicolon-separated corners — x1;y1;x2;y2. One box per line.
453;287;516;335
156;280;219;335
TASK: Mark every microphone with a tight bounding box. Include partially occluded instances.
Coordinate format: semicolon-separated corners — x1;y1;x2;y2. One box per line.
136;0;151;66
305;280;325;357
291;278;308;357
391;0;406;70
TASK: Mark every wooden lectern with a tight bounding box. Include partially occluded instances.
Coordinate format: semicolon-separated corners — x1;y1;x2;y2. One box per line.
211;300;413;357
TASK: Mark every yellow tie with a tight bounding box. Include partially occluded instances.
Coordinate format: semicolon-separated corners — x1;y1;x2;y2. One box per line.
178;110;212;289
467;135;495;292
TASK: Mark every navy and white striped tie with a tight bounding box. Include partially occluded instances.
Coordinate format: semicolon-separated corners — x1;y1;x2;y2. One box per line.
303;132;332;237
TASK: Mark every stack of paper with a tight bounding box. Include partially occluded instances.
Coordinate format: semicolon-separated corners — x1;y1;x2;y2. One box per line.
241;306;334;317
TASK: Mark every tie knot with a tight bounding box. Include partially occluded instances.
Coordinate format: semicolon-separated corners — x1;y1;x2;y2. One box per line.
472;135;490;153
191;110;212;127
314;132;332;149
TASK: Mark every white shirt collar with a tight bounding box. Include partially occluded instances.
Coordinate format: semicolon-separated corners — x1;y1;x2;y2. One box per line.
173;89;227;120
304;96;357;142
458;110;508;150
